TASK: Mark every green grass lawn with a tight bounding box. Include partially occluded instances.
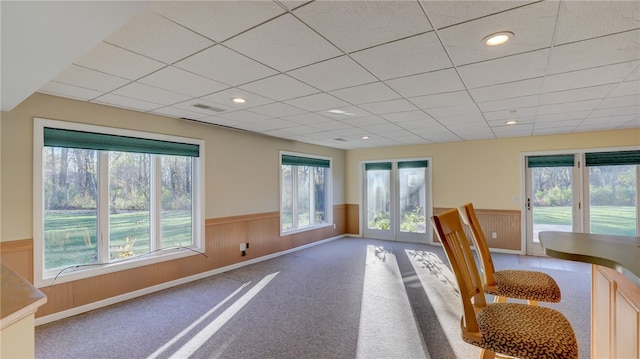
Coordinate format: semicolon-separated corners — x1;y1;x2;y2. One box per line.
44;210;192;270
534;205;637;236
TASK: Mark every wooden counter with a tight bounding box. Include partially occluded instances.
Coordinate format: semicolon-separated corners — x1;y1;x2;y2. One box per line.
539;231;640;359
1;263;47;358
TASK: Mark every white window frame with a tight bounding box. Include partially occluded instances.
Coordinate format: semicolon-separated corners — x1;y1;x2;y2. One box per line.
33;118;205;288
279;151;333;236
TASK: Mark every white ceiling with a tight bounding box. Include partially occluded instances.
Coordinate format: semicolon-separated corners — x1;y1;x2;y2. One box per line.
4;1;640;150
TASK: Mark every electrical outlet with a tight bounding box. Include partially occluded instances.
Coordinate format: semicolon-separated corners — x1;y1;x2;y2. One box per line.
240;243;247;251
491;232;497;239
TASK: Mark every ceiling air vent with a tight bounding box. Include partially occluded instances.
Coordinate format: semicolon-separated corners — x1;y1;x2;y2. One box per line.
334;138;348;142
192;103;226;112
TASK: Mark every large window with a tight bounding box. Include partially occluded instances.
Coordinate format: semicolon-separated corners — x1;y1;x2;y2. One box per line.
34;119;204;286
280;152;332;234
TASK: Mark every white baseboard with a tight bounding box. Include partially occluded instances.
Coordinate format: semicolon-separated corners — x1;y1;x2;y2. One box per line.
35;235;344;326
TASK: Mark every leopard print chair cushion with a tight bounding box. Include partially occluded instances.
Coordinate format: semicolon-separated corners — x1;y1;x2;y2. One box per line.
467;302;578;359
488;269;562;303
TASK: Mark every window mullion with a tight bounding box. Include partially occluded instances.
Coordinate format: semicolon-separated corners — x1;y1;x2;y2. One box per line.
98;151;110;263
309;168;316;225
152;155;161;251
292;166;298;229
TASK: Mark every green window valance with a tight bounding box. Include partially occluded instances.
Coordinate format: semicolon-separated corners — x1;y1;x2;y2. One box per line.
365;162;392;171
527;155;575;168
585;150;640;166
398;160;429;169
44;127;200;157
281;154;330;168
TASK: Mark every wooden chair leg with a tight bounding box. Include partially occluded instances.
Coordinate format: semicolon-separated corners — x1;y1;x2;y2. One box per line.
494;295;507;303
479;349;496;359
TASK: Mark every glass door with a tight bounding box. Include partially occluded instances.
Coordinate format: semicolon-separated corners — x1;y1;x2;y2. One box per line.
364;162;393;240
525;154;581;255
363;160;431;243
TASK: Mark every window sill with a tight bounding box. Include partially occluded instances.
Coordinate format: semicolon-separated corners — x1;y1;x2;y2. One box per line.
36;247;204;288
280;223;333;237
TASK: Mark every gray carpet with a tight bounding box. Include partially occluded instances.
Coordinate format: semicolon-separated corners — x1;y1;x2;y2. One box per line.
35;237;591;359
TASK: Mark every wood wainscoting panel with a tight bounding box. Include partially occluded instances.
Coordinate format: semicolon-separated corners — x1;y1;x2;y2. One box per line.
433;207;521;251
346;204;359;235
0;239;34;282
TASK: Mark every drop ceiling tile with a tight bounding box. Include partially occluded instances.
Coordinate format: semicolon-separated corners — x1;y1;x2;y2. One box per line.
536;99;601;116
469;78;544;102
386;68;464;98
105;10;213;64
358;99;419;115
175;45;278;86
534;119;583;129
330;82;400;105
341;115;389;128
458;49;550;89
396;118;442;130
484;106;537;121
436;113;486;128
437;1;557;65
239;74;319;101
138;66;229;97
284;125;327;135
283;112;332;125
92;93;162;112
294;1;431;53
151;106;209;120
533;126;577;135
597;95;640;109
200;88;275;110
149;1;285;42
381;110;434;123
351;32;452;80
410;91;474;110
284;93;350;112
554;1;640;45
427;104;482;118
540;84;616;106
492;123;534;137
308;120;352;131
74;42;165;80
218;110;271;123
248;102;307;117
458;131;496;141
477;95;538;112
421;1;534;29
543;61;639;93
610;80;640;97
287;56;377;91
488;116;534;127
224;14;341;72
113;82;191;105
39;82;103;101
534;111;590;123
246;118;298;132
50;64;130;92
547;30;640;75
589;105;640;118
359;122;405;134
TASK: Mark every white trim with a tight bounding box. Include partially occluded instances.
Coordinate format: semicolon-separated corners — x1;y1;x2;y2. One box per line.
35;235;344;326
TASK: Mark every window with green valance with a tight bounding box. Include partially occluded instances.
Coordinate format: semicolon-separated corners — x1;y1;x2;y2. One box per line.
585;150;640;167
44;127;200;157
527;155;575;168
281;154;330;168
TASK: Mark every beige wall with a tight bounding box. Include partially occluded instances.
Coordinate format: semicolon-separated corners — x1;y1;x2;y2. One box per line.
346;129;640;210
0;93;345;242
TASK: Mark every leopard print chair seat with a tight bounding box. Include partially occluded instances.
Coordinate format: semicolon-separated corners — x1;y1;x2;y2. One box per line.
432;209;578;359
459;203;562;305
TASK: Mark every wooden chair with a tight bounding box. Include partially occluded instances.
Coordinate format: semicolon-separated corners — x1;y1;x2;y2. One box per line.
458;203;561;306
431;209;577;359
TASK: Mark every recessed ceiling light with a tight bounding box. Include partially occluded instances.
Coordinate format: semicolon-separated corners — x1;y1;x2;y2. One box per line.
361;136;370;140
231;97;246;104
506;120;519;125
328;109;346;114
483;31;514;46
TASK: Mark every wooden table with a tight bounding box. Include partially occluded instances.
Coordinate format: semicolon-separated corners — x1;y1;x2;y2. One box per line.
539;231;640;359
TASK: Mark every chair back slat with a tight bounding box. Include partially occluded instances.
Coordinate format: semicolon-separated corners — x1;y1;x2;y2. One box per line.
458;203;497;287
431;209;486;335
